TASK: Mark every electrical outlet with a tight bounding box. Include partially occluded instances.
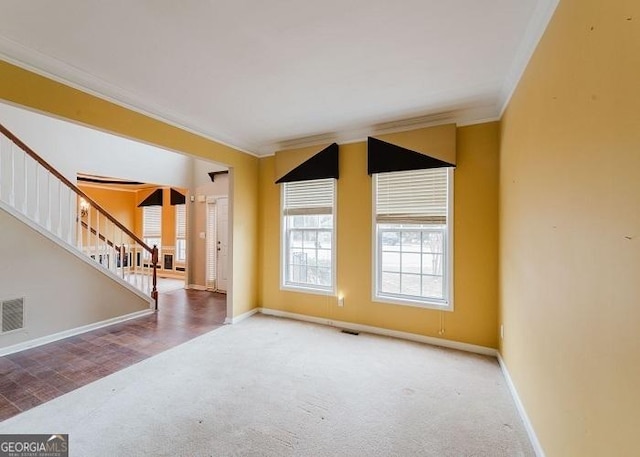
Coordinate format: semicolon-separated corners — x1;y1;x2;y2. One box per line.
500;324;504;339
337;296;344;307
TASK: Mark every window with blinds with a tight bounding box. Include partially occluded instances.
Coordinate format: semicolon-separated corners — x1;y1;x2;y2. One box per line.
281;178;336;293
373;168;453;309
175;204;186;261
143;206;162;238
142;206;162;258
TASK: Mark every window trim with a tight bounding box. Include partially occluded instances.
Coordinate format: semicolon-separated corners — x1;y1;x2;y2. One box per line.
280;179;337;296
371;168;454;311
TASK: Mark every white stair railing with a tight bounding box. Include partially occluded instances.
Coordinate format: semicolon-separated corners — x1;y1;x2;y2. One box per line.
0;122;158;308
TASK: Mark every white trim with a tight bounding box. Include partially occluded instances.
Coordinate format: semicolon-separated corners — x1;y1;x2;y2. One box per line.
224;308;259;325
0;309;153;357
371;168;454;311
0;37;261;158
280;179;337;295
257;308;497;357
268;104;500;155
446;167;455;308
498;0;560;117
259;115;502;159
186;284;207;291
497;354;546;457
0;199;154;307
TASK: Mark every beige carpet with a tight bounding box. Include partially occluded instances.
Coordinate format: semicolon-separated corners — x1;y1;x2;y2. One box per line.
0;315;534;456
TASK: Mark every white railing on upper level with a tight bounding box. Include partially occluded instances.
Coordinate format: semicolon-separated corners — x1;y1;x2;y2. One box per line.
0;122;158;308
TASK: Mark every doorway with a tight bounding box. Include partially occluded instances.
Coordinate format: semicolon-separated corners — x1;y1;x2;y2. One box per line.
206;196;229;293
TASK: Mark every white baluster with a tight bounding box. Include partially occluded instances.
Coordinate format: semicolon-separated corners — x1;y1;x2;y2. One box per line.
95;209;99;264
34;166;40;224
86;205;91;259
9;143;15;206
111;224;115;270
22;153;28;214
101;215;107;267
77;195;83;250
57;180;63;238
45;172;52;230
68;190;74;244
129;245;138;278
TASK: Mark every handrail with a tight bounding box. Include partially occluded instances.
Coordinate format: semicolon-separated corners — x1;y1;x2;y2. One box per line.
0;122;152;253
0;121;158;308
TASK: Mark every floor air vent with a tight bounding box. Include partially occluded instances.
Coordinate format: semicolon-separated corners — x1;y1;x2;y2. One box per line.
341;329;359;336
2;298;25;333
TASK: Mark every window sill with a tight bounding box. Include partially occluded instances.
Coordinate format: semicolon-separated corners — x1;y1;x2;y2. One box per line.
280;284;336;297
373;294;453;312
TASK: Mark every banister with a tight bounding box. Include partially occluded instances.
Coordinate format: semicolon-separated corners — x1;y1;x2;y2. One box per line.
0;122;153;254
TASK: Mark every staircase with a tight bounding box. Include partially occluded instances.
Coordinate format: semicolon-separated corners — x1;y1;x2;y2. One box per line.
0;122;158;308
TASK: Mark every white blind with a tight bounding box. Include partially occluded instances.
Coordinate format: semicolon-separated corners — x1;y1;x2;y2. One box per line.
283;179;335;215
206;202;217;288
375;168;449;224
143;206;162;237
176;204;186;238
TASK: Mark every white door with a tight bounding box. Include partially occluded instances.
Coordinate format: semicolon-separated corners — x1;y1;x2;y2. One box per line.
215;197;228;292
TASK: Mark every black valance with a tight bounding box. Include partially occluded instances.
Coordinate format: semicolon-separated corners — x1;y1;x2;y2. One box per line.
275;143;339;184
170;188;186;205
137;188;163;207
367;137;454;175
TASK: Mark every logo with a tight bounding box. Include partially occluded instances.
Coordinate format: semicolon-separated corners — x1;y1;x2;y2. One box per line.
0;434;68;457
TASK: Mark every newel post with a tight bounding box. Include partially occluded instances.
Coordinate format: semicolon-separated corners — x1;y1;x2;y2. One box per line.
151;245;159;310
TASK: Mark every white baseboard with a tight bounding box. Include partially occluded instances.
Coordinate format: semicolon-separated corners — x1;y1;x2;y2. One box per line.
186;284;207;291
225;308;259;325
257;308;498;357
0;309;154;357
497;354;546;457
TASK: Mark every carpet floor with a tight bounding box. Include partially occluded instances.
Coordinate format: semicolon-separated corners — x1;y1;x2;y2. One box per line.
0;315;534;456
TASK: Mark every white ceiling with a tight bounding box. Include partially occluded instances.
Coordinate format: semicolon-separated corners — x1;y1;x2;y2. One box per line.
0;0;558;156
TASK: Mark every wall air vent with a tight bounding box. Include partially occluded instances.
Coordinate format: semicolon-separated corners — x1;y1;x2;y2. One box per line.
1;298;25;333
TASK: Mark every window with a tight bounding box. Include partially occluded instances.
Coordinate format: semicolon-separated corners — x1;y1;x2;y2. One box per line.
175;204;186;262
373;168;453;309
142;205;161;258
281;178;336;293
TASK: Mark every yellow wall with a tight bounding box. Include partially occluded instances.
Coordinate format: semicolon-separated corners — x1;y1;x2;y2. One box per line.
499;0;640;455
78;185;136;230
0;61;259;317
259;122;500;348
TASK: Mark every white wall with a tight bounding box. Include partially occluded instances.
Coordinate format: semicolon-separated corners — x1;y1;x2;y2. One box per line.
0;207;150;350
192;156;227;188
0;101;192;187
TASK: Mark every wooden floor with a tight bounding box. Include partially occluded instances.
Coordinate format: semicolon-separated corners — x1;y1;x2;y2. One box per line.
0;289;226;421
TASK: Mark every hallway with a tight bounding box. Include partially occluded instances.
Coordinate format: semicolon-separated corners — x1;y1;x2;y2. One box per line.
0;289;226;421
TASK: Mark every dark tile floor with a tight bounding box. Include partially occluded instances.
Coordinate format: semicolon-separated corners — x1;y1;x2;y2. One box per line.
0;289;226;421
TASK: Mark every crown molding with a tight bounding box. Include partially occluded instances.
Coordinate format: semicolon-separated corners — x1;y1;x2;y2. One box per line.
498;0;560;117
0;36;261;158
265;102;500;155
